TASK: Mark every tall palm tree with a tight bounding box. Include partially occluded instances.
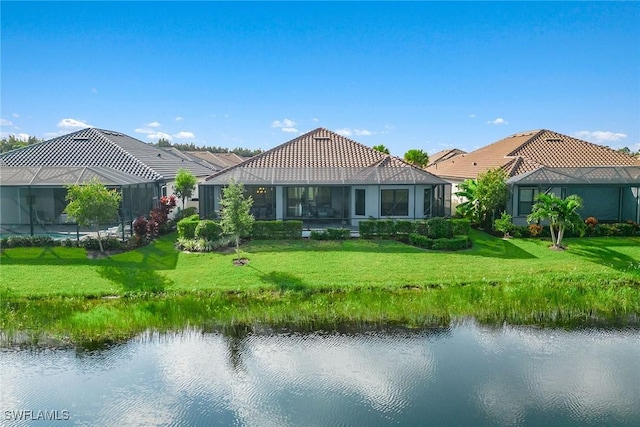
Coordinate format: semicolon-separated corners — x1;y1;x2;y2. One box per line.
372;144;390;154
527;193;584;249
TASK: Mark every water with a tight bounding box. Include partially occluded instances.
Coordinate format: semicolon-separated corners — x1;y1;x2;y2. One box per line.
1;322;639;426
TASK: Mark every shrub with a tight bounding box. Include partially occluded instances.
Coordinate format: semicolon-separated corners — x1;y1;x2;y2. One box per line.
195;220;223;241
310;228;351;240
425;217;452;239
177;215;201;239
3;235;60;248
79;237;123;251
409;233;433;249
376;220;396;239
528;223;543;237
251;221;302;239
395;220;415;236
450;219;471;236
493;212;514;237
585;216;598;227
133;216;148;239
431;235;471;251
174;207;198;222
358;220;377;239
414;220;429;237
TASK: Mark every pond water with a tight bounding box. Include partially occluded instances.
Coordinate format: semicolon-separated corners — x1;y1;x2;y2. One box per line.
1;322;639;426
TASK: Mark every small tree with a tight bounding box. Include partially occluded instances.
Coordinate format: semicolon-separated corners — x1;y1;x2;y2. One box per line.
174;169;197;210
65;179;122;252
373;144;390;154
527;193;584;250
403;149;429;168
219;179;255;263
456;168;508;228
493;211;514;238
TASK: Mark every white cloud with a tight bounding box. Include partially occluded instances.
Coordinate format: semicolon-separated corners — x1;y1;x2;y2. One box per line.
14;133;31;141
336;128;374;137
1;119;14;127
135;128;154;134
175;116;184;121
487;118;508;125
57;118;92;129
12;113;20;118
173;131;195;139
574;130;627;143
469;114;476;118
281;127;298;133
146;121;162;128
147;132;172;141
312;118;319;122
272;118;298;133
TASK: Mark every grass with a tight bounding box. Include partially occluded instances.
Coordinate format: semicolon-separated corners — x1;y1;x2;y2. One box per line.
1;230;639;344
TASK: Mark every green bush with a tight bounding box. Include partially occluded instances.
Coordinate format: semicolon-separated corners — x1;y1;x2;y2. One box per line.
376;220;396;239
431;235;471;251
174;207;198;222
395;220;416;236
414;220;429;237
450;219;471;236
195;220;223;241
79;237;123;251
425;217;452;239
310;228;351;240
252;221;303;239
2;235;60;248
177;215;200;239
358;220;377;239
409;233;433;249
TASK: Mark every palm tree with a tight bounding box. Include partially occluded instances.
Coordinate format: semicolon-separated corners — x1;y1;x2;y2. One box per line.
454;178;480;224
403;149;428;168
527;193;584;249
373;144;390;154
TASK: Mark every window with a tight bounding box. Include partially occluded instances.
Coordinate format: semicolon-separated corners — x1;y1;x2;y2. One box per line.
381;189;409;216
423;188;432;217
355;189;366;216
518;187;538;216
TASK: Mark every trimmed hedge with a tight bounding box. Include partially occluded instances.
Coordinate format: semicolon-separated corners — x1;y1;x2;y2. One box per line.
177;214;201;239
251;221;303;240
1;235;59;248
359;217;462;240
195;220;223;241
310;228;351;240
424;217;452;239
409;233;471;251
450;219;471;236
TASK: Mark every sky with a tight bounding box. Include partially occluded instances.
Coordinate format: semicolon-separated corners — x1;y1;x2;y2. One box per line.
1;1;639;156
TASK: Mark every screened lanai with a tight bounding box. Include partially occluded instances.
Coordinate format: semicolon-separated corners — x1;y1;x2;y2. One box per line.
199;165;451;226
507;166;640;223
0;165;163;239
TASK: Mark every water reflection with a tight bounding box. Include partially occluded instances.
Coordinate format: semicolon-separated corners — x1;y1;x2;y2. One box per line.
1;323;639;426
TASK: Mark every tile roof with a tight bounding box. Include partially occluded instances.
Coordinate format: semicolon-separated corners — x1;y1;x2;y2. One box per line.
427;129;640;180
204;128;447;185
0;166;151;186
186;151;247;169
507;166;640;185
428;148;466;166
0;128;215;182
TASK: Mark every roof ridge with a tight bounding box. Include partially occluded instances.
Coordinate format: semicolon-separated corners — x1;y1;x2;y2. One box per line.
504;129;546;157
93;128;162;179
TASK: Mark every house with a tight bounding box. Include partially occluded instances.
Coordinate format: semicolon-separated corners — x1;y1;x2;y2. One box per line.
0;128;215;236
427;148;466;167
427;129;640;224
186;151;247;170
199;128;451;227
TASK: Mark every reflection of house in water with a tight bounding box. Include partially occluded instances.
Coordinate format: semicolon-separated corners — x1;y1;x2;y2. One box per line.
200;128;451;227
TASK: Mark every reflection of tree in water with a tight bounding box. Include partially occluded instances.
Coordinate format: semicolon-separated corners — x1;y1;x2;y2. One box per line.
223;325;251;372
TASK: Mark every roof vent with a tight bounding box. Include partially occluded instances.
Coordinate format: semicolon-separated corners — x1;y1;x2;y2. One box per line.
545;138;562;143
73;137;90;141
472;162;477;166
313;137;331;141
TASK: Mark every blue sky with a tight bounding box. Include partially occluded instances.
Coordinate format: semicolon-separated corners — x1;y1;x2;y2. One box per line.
2;1;639;155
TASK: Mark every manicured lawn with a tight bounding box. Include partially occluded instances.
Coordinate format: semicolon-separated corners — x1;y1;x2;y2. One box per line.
1;230;639;344
1;230;638;298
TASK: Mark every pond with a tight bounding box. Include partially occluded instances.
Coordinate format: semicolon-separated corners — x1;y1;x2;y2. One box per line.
1;321;639;426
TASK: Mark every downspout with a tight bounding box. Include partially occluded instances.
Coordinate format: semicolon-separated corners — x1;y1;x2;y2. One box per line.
28;186;34;236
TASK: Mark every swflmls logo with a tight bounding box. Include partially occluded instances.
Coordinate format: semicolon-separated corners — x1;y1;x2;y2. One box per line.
4;410;70;421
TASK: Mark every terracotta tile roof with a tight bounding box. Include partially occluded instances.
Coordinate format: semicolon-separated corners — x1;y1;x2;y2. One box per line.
427;129;640;180
0;128;215;181
204;128;447;185
187;151;247;169
428;148;466;166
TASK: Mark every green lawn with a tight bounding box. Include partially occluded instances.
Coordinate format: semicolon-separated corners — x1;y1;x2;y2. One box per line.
1;230;639;343
2;229;638;298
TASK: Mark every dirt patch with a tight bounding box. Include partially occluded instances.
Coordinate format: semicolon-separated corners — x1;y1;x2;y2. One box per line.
233;258;250;266
85;249;127;259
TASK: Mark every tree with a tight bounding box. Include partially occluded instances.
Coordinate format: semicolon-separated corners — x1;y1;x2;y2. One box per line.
157;138;172;147
64;179;122;253
220;179;255;263
455;168;508;227
527;193;584;250
373;144;390;154
173;169;197;210
403;149;428;168
1;135;42;153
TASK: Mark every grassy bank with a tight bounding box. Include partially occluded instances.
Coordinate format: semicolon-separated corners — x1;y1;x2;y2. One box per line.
1;230;639;344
